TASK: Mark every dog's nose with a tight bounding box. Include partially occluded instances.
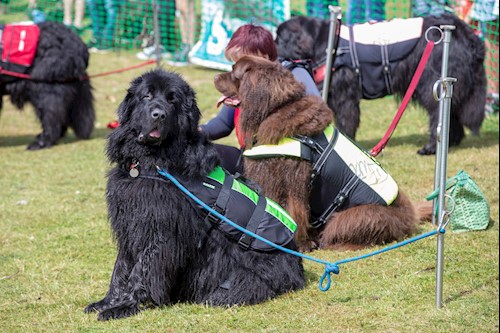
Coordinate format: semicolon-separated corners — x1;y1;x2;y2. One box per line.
214;74;220;82
151;108;166;120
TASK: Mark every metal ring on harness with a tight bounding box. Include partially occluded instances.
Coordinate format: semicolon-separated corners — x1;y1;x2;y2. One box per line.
425;26;444;45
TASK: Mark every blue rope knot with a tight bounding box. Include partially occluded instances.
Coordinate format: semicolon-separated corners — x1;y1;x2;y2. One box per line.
319;264;340;291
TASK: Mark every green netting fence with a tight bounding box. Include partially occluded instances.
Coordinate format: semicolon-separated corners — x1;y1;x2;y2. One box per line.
1;0;498;97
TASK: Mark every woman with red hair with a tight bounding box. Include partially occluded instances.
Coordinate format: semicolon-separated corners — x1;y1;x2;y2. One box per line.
199;23;321;174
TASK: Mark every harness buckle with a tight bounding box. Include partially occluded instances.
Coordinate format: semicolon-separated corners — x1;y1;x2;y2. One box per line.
310;217;326;229
204;204;224;226
335;193;347;205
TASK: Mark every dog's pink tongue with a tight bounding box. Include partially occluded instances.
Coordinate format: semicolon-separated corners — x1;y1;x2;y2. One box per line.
149;129;161;138
216;95;229;108
216;95;240;108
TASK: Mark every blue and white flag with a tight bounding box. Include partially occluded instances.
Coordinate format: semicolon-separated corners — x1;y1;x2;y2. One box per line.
188;0;290;71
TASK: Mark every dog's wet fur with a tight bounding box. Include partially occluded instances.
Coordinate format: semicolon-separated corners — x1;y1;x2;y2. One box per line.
275;13;487;155
214;56;424;252
0;21;94;150
84;69;304;320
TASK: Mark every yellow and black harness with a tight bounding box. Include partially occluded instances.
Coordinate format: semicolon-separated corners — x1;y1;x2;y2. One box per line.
244;125;399;228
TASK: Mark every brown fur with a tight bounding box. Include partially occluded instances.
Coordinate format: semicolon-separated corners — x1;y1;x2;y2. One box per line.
214;55;420;252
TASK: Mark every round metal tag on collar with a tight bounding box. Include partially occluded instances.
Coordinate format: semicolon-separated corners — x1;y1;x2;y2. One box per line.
130;159;139;178
129;168;139;178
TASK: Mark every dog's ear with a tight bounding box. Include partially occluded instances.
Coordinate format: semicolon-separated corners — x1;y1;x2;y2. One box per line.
233;56;275;80
177;83;201;135
233;58;254;80
117;76;143;124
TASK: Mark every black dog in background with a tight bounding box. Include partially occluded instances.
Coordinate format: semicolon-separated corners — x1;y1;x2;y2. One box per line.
275;13;486;155
84;69;304;320
0;21;94;150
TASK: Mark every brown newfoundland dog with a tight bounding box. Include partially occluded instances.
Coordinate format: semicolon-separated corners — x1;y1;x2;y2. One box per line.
214;55;424;252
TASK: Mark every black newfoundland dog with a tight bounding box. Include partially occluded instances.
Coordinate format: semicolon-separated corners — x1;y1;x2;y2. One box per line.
0;21;94;150
84;69;304;320
275;13;486;155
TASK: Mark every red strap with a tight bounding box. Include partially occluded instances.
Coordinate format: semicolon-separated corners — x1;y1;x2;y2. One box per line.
86;60;156;79
314;64;326;83
234;107;246;148
0;67;32;79
1;60;156;81
370;40;435;157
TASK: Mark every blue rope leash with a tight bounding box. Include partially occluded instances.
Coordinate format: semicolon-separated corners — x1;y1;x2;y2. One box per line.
156;167;445;292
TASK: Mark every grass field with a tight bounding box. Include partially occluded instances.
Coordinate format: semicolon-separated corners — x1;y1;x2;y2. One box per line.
0;46;499;332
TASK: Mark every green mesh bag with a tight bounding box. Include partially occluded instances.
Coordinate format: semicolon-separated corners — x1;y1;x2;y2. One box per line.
426;170;490;233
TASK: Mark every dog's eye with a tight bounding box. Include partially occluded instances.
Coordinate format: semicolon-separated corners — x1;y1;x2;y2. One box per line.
143;92;153;100
166;92;175;102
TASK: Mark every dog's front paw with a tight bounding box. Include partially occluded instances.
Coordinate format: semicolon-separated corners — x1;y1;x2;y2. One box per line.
97;305;140;321
417;143;436;155
84;299;109;314
296;239;318;253
27;140;51;150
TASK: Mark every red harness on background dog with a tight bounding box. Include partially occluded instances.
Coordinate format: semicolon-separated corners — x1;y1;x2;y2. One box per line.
0;23;40;81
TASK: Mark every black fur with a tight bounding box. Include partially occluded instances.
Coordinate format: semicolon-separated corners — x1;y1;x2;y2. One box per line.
0;21;94;150
275;13;486;155
84;69;305;321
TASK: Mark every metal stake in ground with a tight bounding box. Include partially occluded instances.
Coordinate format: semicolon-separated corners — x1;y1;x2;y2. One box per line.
432;24;456;309
322;6;342;103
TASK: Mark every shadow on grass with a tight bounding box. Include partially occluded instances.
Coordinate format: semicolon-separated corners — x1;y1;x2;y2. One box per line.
444;274;499;304
357;126;500;154
0;127;111;149
1;120;498;152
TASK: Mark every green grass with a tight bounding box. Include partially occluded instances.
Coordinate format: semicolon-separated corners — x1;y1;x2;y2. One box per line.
1;50;498;332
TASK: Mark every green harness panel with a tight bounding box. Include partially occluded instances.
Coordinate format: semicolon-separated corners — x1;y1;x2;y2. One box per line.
177;166;297;251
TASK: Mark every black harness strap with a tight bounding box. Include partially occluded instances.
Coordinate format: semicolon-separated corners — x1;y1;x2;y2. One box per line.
293;129;359;229
233;172;261;194
279;57;316;82
291;134;324;162
238;194;267;250
204;173;233;226
310;129;339;184
381;43;394;95
348;26;362;91
310;175;360;229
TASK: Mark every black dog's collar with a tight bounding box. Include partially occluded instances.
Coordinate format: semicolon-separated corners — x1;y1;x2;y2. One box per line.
123;159;161;179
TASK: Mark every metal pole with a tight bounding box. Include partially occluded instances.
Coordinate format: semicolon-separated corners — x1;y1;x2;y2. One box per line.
152;0;161;67
322;6;342;103
433;24;456;309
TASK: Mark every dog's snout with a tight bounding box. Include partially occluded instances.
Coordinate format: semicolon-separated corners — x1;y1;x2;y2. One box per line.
151;108;166;120
214;74;220;82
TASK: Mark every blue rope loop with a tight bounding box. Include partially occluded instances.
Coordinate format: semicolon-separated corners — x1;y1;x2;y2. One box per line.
156;167;446;293
319;263;340;291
